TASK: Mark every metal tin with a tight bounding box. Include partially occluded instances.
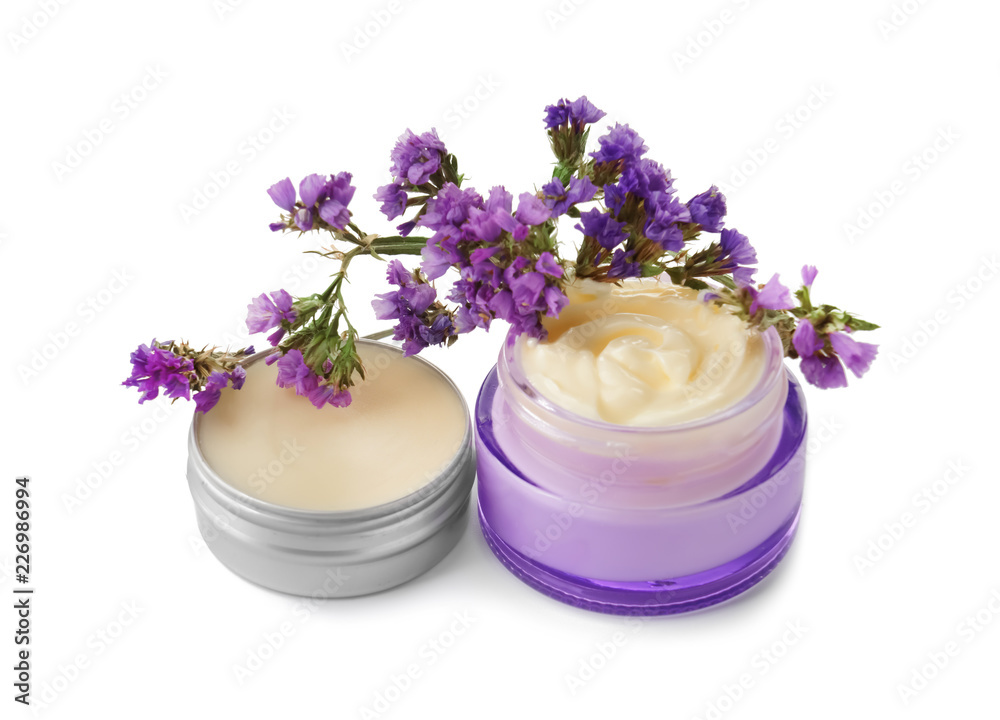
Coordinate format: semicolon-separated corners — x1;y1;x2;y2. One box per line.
186;343;476;598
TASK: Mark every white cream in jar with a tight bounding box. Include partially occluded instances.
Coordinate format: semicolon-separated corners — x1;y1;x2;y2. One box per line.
519;279;767;426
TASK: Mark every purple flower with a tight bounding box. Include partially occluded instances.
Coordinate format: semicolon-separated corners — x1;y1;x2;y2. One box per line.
194;371;229;413
591;123;647;166
485;186;513;214
802;265;818;288
385;258;412;286
305;382;352;409
275;349;318;396
718;228;758;285
515;192;552;226
317;172;355;230
419;183;484;233
643;193;690;252
535;252;562;277
576;208;628;250
543;285;568;316
246;289;297;339
829;331;878;378
122;341;194;403
619;159;674;199
373;262;456;356
511;272;546;313
420;230;462;280
800;353;848;389
748;274;794;315
228;365;247;390
792;319;822;358
544;96;606;131
541;176;598;216
607;248;642;279
267;178;296;212
604;183;626;214
294;207;313;232
687;186;727;232
389;128;448;186
299;174;327;207
374;183;408;221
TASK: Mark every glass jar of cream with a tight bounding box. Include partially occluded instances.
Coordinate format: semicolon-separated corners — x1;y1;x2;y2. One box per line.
187;341;475;597
475;280;808;614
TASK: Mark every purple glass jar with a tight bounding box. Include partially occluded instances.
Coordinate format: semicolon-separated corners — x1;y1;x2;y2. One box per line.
475;326;808;615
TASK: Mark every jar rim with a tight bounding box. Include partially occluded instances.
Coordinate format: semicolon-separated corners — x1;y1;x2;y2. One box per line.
189;339;473;524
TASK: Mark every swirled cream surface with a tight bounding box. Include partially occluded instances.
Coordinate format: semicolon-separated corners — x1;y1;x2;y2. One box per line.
519;280;767;426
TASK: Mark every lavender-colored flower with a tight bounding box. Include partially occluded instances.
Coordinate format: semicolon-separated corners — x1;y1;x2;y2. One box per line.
305;382;351;409
228;365;247;390
373;262;456;356
194;371;229;413
576;208;628;250
800;354;848;389
607;248;642;279
275;349;318;396
374;182;408;221
389;128;448;186
511;272;546;313
829;331;878;378
619;159;674;199
802;264;818;288
792;319;822;358
535;252;562;277
485;186;513;214
122;341;194;403
643;193;690;252
246;289;297;342
748;273;794;315
317;172;356;230
604;183;626;214
419;184;484;233
718;228;758;285
299;174;327;207
687;186;727;232
515;192;552;226
544;96;606;131
591;123;647;166
420;230;462;280
294;207;313;232
267;177;296;212
541;176;598;216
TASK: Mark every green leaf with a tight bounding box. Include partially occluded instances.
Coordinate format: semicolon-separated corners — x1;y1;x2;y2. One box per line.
847;317;880;332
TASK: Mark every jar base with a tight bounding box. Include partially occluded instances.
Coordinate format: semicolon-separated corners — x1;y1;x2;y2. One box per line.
479;505;799;615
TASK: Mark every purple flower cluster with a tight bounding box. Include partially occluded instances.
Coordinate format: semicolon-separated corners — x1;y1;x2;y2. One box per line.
246;289;297;345
687;186;727;233
374;129;450;228
271;349;351;408
543;96;606;132
408;183;567;339
791;267;878;389
267;172;356;233
372;260;457;356
122;341;248;413
747;273;795;315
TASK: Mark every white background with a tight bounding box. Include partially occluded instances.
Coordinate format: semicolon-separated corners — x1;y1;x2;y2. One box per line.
3;0;998;718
